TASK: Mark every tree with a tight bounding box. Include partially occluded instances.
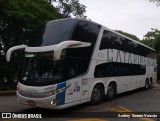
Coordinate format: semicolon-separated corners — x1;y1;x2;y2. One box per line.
142;28;160;80
0;0;60;51
47;0;87;18
153;30;160;79
148;0;160;6
141;28;160;48
0;0;61;87
116;30;140;41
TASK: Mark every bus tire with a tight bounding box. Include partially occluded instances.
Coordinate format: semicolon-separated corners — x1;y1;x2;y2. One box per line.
145;79;149;90
90;85;104;105
106;83;117;101
149;77;153;88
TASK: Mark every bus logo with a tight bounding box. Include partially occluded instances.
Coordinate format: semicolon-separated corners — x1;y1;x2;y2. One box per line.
28;92;32;97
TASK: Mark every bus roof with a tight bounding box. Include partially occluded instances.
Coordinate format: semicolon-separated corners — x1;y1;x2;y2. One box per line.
67;18;155;52
30;18;155;52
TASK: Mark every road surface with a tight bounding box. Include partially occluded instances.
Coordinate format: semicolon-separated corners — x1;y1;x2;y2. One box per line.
1;84;160;121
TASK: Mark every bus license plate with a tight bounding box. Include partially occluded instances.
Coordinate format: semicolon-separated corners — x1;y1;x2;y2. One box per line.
27;100;35;106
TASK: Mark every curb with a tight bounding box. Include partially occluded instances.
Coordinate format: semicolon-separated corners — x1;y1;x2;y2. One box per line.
0;90;16;95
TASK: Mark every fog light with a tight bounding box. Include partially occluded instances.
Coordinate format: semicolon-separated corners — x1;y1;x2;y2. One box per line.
50;99;56;105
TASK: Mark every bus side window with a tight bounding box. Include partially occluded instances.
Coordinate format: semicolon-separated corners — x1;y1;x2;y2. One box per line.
67;57;87;79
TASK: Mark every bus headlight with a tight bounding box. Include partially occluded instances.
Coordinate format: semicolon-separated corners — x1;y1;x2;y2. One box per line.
56;87;65;94
45;90;56;96
45;87;65;96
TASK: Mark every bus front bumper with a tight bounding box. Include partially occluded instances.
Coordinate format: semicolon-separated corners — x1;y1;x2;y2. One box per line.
17;91;65;109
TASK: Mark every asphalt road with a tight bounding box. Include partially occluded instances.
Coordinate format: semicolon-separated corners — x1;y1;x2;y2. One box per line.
1;84;160;121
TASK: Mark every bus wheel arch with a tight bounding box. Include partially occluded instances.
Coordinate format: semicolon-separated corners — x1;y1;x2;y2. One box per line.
106;81;117;101
90;83;105;104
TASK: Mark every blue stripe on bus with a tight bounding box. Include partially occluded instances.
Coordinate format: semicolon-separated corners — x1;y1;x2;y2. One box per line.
56;82;66;106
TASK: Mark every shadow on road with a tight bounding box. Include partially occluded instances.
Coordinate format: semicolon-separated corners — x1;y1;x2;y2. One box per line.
17;102;94;118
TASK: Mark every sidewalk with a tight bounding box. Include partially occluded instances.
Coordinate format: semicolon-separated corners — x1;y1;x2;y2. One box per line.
153;82;160;89
0;90;16;95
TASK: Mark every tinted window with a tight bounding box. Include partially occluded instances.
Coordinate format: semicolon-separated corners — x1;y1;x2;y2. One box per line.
64;50;88;79
71;21;101;44
94;62;146;78
61;21;101;78
99;30;156;59
19;52;66;86
28;19;77;47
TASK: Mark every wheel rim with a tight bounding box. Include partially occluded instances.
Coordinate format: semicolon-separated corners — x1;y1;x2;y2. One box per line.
146;81;149;89
92;87;101;102
107;86;114;97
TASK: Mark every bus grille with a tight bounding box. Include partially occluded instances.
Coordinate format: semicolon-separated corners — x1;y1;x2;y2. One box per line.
18;90;48;98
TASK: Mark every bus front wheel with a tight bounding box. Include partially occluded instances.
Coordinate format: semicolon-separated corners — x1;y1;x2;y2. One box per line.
90;85;104;104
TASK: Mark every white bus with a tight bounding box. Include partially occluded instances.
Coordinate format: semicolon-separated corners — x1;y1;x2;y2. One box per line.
6;18;157;109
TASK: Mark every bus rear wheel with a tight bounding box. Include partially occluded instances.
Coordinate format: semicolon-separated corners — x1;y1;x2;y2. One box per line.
145;79;149;90
106;83;117;101
91;85;104;104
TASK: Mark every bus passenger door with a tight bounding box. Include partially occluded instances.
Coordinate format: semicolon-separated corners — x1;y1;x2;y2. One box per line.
80;78;89;101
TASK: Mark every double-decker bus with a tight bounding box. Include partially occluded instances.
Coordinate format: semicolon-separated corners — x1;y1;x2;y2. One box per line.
6;18;157;109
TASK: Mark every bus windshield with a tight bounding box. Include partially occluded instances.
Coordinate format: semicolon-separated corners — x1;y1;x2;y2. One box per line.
28;19;77;47
20;52;65;86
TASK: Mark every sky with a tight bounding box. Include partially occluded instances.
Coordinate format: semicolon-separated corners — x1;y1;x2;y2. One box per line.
79;0;160;39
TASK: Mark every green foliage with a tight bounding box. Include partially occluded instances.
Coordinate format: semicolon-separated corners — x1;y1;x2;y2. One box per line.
148;0;160;6
140;40;154;48
0;0;61;50
50;0;87;18
153;30;160;79
155;39;160;75
141;28;160;79
141;28;160;48
116;30;140;41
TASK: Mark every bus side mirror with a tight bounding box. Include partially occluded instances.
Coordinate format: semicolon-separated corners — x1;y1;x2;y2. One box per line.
6;45;27;62
54;41;91;60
